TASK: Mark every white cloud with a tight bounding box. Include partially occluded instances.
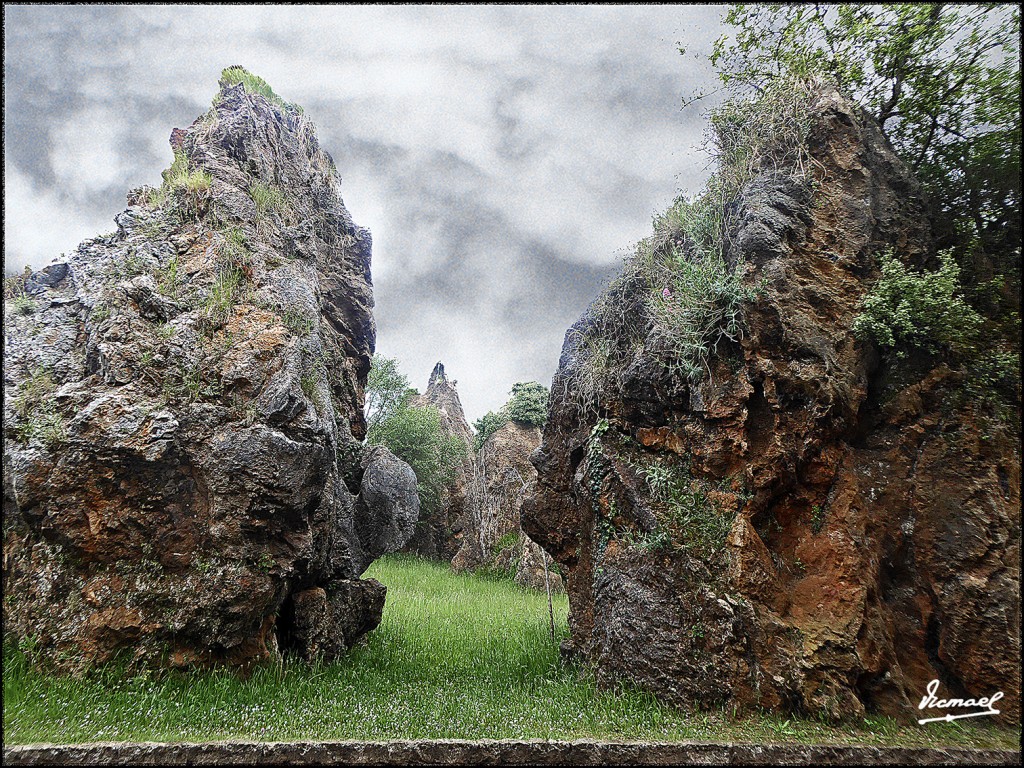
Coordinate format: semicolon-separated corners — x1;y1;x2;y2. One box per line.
4;4;727;417
3;163;113;273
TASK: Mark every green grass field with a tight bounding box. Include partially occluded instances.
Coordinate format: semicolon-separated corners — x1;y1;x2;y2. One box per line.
3;555;1018;748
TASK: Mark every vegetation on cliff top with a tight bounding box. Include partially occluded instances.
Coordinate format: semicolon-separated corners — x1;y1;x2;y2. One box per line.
472;381;550;450
4;556;1018;748
710;3;1021;410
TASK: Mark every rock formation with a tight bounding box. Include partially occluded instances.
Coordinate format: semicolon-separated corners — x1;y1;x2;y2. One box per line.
454;421;563;594
523;87;1020;722
2;67;418;671
402;362;476;560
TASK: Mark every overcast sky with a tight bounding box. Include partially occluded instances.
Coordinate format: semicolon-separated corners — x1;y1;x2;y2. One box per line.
3;4;726;422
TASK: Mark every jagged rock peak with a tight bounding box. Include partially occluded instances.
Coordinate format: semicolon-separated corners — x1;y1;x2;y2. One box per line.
2;67;417;672
427;361;454;391
401;362;475;560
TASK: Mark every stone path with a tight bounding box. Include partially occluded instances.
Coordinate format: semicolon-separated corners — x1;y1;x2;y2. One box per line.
4;739;1020;765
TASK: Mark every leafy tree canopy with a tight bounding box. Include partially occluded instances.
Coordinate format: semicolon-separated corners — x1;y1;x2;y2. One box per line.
505;382;550;427
365;354;410;433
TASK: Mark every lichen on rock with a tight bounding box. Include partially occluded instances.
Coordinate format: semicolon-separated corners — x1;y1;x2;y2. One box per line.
2;67;418;671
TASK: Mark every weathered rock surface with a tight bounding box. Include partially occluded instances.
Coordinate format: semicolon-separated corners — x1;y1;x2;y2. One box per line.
2;68;418;671
453;421;563;594
523;88;1020;722
402;362;476;560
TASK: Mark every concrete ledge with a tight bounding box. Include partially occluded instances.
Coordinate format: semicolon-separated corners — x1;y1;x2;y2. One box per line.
3;740;1020;766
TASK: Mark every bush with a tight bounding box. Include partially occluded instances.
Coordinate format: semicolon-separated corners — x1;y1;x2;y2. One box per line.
472;410;507;451
853;251;983;357
368;401;467;521
505;382;549;427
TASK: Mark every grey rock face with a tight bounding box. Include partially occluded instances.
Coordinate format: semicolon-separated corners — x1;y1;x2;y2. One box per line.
353;446;420;574
2;68;416;671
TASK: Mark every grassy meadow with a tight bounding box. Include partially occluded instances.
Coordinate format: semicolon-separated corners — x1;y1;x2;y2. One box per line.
3;555;1019;749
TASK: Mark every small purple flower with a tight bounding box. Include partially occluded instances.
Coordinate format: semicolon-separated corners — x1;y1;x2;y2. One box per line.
662;287;672;299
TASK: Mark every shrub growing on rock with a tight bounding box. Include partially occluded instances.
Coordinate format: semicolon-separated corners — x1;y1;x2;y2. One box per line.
472;381;550;450
853;251;982;356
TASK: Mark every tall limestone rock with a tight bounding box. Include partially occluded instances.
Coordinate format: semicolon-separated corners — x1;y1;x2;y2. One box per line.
523;87;1020;722
402;362;476;560
3;67;418;671
454;421;563;594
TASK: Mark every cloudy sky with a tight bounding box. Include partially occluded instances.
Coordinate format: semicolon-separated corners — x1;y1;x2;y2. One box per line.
4;4;726;422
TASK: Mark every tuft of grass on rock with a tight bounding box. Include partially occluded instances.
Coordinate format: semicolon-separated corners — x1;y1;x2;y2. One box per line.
249;182;289;219
218;66;295;112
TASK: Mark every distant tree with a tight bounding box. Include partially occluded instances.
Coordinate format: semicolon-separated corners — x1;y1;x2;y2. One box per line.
702;3;1020;307
365;355;466;519
364;354;410;433
472;381;550;450
505;381;550;427
472;410;508;451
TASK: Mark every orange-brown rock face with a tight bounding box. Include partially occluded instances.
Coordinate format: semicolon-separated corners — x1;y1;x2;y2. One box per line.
523;89;1020;722
3;69;418;671
454;421;564;593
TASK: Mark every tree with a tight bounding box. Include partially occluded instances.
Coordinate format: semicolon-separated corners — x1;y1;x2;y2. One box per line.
365;355;466;519
472;410;508;451
471;381;550;450
702;4;1020;308
505;381;549;427
364;354;410;433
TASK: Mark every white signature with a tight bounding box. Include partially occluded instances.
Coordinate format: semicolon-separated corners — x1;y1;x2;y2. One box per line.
918;679;1004;724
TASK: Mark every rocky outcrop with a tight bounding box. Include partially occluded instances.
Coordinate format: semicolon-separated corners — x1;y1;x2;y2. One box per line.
402;363;475;560
523;88;1020;722
454;421;563;594
2;68;418;671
